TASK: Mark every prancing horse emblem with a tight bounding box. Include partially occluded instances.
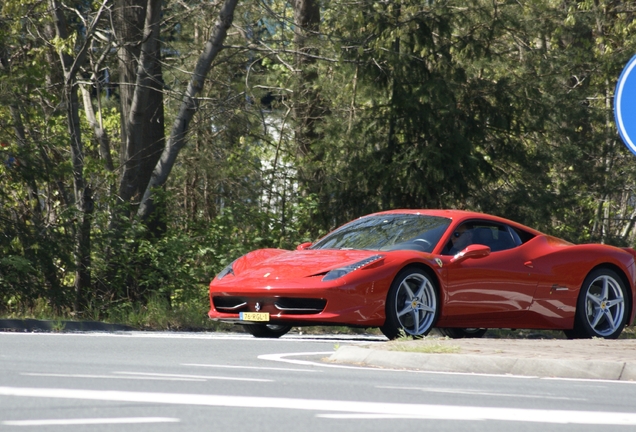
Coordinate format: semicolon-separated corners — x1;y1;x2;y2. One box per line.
255;302;261;312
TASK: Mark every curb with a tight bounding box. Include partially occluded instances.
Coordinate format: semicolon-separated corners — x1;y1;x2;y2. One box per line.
329;345;636;381
0;319;135;333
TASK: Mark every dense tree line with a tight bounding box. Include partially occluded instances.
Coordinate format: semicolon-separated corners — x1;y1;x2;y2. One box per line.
1;0;636;319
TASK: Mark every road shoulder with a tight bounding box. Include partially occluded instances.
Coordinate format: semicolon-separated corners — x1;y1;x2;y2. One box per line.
329;338;636;381
0;318;134;333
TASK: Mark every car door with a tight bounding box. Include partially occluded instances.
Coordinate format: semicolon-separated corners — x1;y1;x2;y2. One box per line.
439;221;539;328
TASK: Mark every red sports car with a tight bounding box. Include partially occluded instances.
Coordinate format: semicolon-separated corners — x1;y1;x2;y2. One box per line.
208;209;636;339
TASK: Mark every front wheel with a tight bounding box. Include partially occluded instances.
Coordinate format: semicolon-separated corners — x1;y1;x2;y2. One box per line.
380;267;439;340
243;324;292;338
567;269;628;339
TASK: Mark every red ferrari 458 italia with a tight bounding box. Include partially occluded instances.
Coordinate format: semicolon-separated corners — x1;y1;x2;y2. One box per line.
208;209;636;339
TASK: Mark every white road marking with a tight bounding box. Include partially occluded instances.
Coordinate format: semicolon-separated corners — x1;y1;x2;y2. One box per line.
376;386;587;401
20;373;204;382
2;417;179;426
113;371;273;382
544;376;636;385
317;414;431;419
21;372;271;383
182;363;321;373
0;331;382;343
258;352;349;368
0;386;635;425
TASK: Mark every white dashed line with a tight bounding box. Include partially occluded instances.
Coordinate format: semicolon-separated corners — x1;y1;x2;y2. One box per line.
113;371;273;382
2;417;179;426
182;363;320;373
20;373;205;382
1;386;635;425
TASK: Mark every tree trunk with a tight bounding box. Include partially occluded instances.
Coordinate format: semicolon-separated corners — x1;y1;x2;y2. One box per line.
48;0;104;312
81;85;114;172
291;0;323;193
137;0;239;220
116;0;165;230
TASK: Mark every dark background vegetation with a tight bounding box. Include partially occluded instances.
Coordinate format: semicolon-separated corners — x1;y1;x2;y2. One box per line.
1;0;636;328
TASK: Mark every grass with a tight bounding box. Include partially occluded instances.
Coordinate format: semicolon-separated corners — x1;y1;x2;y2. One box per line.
2;298;65;321
385;339;462;354
471;327;636;339
0;296;381;335
379;330;462;354
50;319;66;332
478;328;567;339
3;296;636;339
0;296;231;332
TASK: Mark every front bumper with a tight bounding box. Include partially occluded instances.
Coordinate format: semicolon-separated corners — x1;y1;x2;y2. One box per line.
208;278;390;327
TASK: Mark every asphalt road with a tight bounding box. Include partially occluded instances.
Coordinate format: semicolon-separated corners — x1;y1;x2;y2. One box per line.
2;331;636;431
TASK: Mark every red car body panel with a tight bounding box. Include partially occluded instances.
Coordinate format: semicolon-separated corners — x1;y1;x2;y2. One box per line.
208;209;636;331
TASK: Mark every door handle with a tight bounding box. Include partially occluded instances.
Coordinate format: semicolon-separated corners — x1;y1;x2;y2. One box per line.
524;261;533;268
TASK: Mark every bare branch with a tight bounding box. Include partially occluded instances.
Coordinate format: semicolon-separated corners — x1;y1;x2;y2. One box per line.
137;0;239;220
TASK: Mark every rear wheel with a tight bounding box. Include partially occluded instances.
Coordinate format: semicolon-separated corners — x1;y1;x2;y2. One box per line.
380;267;439;340
243;324;292;338
566;269;628;339
438;328;488;339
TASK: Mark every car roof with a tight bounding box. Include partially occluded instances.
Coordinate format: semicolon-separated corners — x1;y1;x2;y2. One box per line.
367;209;544;236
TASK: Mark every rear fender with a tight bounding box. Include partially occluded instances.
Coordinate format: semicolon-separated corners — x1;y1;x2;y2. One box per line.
622;247;636;259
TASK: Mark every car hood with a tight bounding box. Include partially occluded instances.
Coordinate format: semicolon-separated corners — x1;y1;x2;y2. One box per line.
232;249;385;279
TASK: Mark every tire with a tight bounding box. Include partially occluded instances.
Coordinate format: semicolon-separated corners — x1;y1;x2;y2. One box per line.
380;267;439;340
567;268;628;339
439;328;488;339
243;324;292;338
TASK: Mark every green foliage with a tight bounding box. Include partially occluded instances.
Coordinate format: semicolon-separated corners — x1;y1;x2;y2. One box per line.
3;0;636;325
315;0;636;244
87;195;318;320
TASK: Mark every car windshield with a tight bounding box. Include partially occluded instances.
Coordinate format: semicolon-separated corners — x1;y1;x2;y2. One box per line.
311;214;451;253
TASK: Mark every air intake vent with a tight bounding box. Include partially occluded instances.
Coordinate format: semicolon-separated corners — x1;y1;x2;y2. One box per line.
213;296;247;312
274;298;326;314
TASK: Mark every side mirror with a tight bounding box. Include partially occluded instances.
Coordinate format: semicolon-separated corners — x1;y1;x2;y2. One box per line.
450;244;490;264
296;242;313;251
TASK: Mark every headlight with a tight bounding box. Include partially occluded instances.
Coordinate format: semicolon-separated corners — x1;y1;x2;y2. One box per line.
216;260;236;280
322;255;384;281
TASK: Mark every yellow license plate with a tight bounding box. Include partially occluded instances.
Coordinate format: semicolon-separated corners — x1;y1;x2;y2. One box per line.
239;312;270;322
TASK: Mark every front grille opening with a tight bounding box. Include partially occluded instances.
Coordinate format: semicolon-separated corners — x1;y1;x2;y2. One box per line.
213;296;247;312
274;297;326;314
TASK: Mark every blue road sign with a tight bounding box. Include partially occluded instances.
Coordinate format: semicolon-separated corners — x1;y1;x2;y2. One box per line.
615;54;636;156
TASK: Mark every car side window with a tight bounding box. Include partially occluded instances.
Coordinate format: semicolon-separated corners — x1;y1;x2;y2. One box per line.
472;223;519;252
442;221;520;255
442;223;477;255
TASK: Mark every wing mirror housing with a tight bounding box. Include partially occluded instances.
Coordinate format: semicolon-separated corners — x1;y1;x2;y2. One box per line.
296;242;313;251
450;244;491;264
